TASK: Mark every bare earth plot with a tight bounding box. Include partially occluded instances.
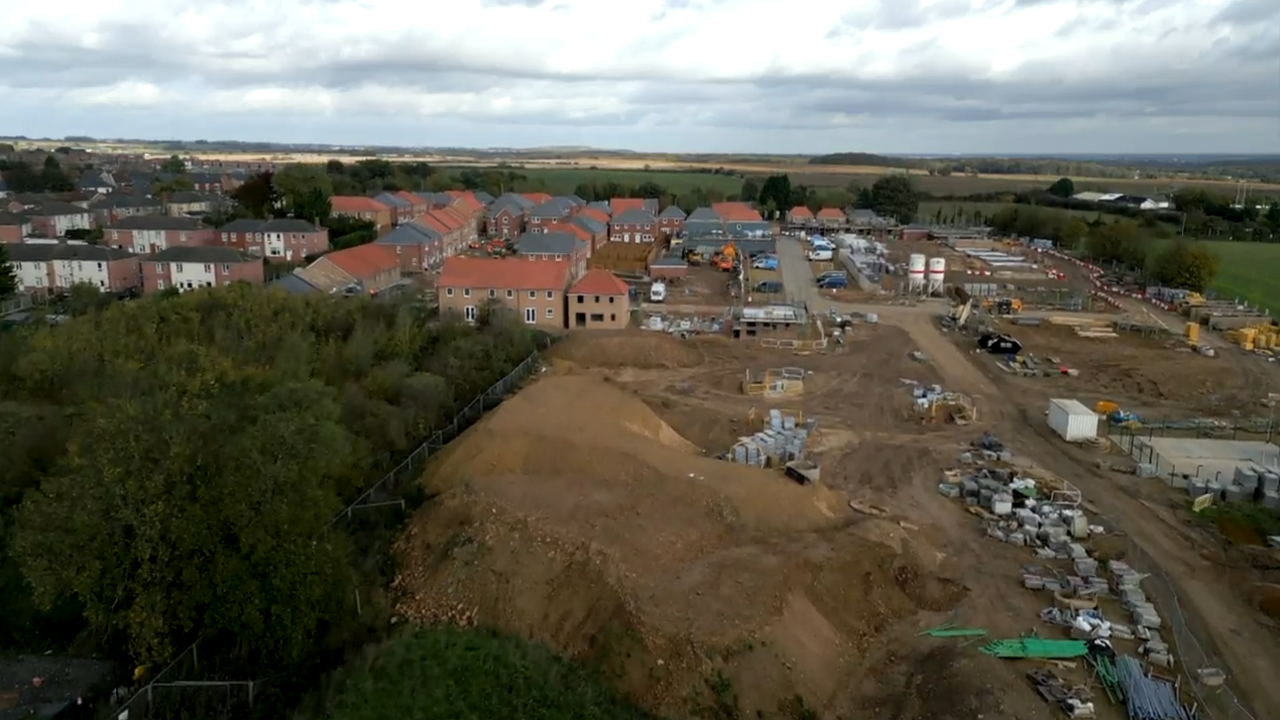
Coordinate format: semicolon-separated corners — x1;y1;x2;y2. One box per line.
392;331;1073;719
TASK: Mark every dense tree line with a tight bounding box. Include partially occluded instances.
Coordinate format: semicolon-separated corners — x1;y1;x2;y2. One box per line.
809;152;1280;183
0;155;76;193
0;286;544;716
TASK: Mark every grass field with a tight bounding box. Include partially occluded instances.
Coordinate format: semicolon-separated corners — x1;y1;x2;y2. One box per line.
447;166;747;195
917;201;1123;225
328;627;662;720
1150;239;1280;312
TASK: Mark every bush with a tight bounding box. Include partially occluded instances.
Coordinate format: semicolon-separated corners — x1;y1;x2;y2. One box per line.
1151;240;1218;292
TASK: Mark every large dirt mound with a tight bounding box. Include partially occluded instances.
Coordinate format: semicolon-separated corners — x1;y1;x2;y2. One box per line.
546;331;705;370
395;375;968;717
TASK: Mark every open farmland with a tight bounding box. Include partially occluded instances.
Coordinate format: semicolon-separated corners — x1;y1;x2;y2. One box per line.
1151;239;1280;312
443;166;747;195
917;201;1130;225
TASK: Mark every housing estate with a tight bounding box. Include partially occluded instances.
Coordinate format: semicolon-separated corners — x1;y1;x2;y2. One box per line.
512;231;588;279
291;243;402;295
331;196;394;233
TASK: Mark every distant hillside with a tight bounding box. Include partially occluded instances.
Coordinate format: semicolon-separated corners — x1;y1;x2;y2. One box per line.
811;152;1279;183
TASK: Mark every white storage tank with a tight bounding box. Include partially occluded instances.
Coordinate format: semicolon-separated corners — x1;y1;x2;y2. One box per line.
907;254;926;291
1047;398;1098;442
926;257;946;293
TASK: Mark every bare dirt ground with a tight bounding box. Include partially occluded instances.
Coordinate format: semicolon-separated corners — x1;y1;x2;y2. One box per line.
392;330;1073;719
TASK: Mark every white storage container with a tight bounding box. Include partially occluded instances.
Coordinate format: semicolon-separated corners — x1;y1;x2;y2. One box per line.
1047;398;1098;442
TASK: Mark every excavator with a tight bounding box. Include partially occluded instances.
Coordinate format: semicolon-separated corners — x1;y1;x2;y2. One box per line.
712;242;739;272
981;297;1023;315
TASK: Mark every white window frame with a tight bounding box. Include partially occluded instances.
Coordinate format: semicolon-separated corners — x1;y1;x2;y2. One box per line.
488;289;496;299
464;305;477;321
524;307;536;324
545;290;553;299
545;307;554;318
506;289;514;299
528;290;535;299
445;287;454;296
463;288;471;297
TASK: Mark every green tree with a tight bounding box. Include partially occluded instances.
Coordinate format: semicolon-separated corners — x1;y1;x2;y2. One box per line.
0;244;16;299
1046;177;1075;198
152;175;194;195
1151;240;1218;292
1;160;43;192
293;186;333;225
758;174;792;215
869;175;919;223
231;171;280;218
1084;222;1147;269
161;154;186;173
740;178;760;203
39;156;74;192
274;164;335;209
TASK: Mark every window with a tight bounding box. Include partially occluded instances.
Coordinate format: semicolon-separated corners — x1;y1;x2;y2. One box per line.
463;288;471;297
528;290;536;299
577;294;584;304
157;280;165;289
175;263;184;272
464;305;477;321
524;307;536;324
203;264;212;273
545;290;553;299
506;289;514;299
590;313;604;322
610;314;616;321
609;296;615;304
488;289;496;299
446;287;454;297
222;264;230;273
97;262;104;270
594;295;600;303
546;307;554;318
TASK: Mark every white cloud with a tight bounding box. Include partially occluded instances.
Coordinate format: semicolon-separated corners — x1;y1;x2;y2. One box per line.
0;0;1276;152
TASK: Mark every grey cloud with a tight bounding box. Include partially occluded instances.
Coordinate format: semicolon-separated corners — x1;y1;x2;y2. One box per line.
1212;0;1280;24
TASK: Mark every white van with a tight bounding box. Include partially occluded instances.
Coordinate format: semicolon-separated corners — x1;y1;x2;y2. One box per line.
649;281;666;303
807;248;834;261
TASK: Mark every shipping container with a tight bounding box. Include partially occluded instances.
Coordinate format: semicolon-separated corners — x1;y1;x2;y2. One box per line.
1047;399;1098;442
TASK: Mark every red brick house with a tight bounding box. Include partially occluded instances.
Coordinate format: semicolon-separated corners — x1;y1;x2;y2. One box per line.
608;208;659;243
105;216;217;254
141;246;265;293
567;269;631;329
330;196;393;234
485;193;534;240
437;256;570;328
657;205;686;237
0;212;30;243
443;192;486;240
394;191;429;216
513;231;588;280
216;218;329;262
26;202;94;238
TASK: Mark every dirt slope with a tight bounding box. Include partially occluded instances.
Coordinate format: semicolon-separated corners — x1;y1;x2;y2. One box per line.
394;369;968;717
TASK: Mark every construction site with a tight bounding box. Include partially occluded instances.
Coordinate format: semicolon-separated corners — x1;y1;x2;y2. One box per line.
390;233;1280;720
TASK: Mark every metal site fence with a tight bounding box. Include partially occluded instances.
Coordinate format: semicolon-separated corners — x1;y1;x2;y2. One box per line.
1108;418;1277;481
1117;536;1257;720
111;347;549;720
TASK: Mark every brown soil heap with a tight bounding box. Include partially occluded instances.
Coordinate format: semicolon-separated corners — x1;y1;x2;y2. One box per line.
394;366;966;717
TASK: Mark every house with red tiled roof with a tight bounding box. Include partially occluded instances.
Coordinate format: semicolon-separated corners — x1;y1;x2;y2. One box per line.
816;207;846;229
579;207;610;225
610;198;659;216
437;256;571;328
330;196;393;234
294;243;401;295
786;206;815;227
393;190;429;216
520;192;553;206
567;270;630;330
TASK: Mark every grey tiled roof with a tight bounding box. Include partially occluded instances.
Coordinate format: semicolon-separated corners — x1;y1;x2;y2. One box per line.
269;273;321;295
658;205;687;219
572;215;607;234
473;190;495;204
373;192;411;208
515;231;578;255
611;209;658;225
108;215;205;230
686;207;721;221
376;222;438;245
529;201;570;219
6;244;137;262
261;219;323;232
219;219;266;232
148;246;255;263
585;201;610;214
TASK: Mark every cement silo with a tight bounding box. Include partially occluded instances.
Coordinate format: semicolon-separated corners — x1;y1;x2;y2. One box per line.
908;254;926;293
926;257;946;295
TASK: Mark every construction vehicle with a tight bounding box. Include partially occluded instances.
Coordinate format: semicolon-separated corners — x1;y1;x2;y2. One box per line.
712;242;739;272
982;297;1023;315
683;248;704;266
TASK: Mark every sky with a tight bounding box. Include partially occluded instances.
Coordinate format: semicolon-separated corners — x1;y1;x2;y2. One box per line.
1;0;1278;154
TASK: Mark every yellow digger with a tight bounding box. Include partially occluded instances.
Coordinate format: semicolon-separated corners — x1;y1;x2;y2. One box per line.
982;297;1023;315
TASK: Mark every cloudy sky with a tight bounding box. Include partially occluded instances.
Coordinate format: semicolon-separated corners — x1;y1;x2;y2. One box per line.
1;0;1277;153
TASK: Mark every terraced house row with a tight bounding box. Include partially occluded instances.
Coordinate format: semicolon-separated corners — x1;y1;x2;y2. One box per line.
482;193;687;244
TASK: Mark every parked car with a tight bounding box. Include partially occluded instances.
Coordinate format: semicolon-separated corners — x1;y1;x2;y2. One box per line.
753;280;783;293
807;248;834;261
816;275;847;290
649;281;666;302
752;256;778;270
815;270;847;283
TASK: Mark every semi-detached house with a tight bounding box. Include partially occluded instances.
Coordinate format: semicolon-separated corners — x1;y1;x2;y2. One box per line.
217;218;329;261
373;192;415;226
106;216;217;254
609;208;659;243
5;244;141;294
330;196;393;234
657;205;686;237
486;193;536;239
25;201;94;238
374;204;471;273
0;212;31;243
142;246;265;293
437;256;570;328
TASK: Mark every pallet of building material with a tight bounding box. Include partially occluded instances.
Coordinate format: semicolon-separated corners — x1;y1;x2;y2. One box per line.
979;638;1090;659
1049;316;1107;326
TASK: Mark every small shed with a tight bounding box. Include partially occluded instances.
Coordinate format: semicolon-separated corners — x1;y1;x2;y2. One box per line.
1047;399;1098;442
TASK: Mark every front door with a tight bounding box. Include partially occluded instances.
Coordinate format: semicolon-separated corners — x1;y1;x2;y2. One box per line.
575;312;586;328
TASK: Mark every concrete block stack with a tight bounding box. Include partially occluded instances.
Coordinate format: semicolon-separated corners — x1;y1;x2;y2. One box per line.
728;410;814;468
1108;559;1164;634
